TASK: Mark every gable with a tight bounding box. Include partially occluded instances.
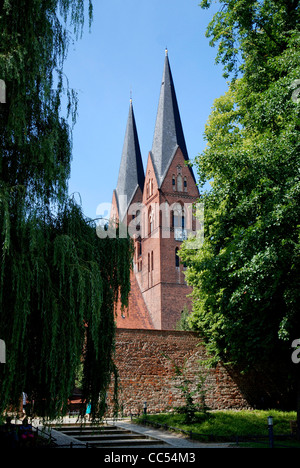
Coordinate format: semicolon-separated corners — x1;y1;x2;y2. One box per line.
160;146;199;198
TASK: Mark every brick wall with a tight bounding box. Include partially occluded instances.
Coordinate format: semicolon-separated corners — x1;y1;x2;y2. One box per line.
108;329;251;416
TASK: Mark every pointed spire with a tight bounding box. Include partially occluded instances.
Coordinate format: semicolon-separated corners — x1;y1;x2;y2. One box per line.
151;51;192;187
115;99;145;221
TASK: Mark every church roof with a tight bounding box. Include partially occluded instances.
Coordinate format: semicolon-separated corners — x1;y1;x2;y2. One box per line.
115;100;145;220
150;50;196;187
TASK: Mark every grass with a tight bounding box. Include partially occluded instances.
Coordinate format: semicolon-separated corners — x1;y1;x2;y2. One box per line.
134;410;300;448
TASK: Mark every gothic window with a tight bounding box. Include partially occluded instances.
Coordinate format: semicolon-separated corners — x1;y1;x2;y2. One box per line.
148;251;154;288
137;237;142;256
148;206;154;235
172;203;182;228
172;175;176;191
184;177;187;192
175;247;180;267
136;210;141;231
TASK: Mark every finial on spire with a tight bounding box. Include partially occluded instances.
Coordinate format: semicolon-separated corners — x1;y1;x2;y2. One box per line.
130;86;132;104
165;47;168;56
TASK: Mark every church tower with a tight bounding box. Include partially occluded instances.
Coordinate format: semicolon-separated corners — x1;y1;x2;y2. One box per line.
113;50;199;330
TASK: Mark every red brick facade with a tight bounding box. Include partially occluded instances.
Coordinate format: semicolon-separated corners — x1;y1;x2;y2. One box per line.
114;146;199;330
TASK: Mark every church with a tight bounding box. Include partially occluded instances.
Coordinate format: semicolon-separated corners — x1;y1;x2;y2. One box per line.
104;51;275;416
111;50;199;330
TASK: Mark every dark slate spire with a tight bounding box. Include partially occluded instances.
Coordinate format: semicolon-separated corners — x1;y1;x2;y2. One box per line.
151;49;195;187
115;99;145;221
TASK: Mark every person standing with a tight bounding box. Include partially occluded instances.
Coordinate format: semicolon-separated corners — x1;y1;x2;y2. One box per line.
22;392;27;414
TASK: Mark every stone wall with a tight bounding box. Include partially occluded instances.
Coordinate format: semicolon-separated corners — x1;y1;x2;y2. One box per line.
108;328;252;416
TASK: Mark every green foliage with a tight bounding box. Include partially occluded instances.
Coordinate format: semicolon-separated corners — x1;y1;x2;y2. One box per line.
0;1;133;420
0;196;133;419
175;305;193;331
0;0;93;208
181;1;300;371
141;409;298;441
199;0;299;80
170;358;209;423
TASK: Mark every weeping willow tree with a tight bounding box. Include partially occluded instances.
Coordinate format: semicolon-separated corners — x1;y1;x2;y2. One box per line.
0;0;132;420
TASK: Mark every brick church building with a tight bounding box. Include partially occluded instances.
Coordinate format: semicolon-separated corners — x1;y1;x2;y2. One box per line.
111;50;199;330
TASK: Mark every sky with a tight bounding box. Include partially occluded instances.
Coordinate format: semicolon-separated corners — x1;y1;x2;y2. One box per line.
63;0;228;220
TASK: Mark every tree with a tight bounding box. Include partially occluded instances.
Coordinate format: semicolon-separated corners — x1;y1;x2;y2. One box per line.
0;1;132;420
180;0;300;413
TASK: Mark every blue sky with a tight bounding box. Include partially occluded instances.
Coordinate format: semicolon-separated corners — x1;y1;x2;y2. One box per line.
64;0;228;220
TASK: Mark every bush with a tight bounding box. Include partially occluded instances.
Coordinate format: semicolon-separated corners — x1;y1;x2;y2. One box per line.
172;359;209;423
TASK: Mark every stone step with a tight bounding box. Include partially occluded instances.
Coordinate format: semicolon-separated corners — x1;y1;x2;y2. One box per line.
86;438;167;447
74;433;146;441
54;425;119;431
60;428;129;436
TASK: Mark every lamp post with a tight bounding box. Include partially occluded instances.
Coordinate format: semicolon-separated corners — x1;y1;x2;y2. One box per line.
0;339;6;364
268;415;274;448
143;401;147;416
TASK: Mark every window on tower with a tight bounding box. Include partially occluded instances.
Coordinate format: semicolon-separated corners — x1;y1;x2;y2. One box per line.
172;203;182;228
148;251;154;288
172;203;187;241
137;237;142;256
184;177;187;192
136;210;141;231
148;206;154;235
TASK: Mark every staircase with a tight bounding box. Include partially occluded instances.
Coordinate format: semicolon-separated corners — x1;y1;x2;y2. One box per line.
54;423;170;448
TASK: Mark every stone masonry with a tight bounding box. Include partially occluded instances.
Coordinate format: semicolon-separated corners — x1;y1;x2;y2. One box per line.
108;329;251;416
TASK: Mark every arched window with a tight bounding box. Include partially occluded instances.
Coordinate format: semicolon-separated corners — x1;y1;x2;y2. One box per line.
137;237;142;256
136;210;141;231
175;247;180;267
172;175;176;191
148;251;154;287
148;206;154;235
184;177;187;192
172;203;182;228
